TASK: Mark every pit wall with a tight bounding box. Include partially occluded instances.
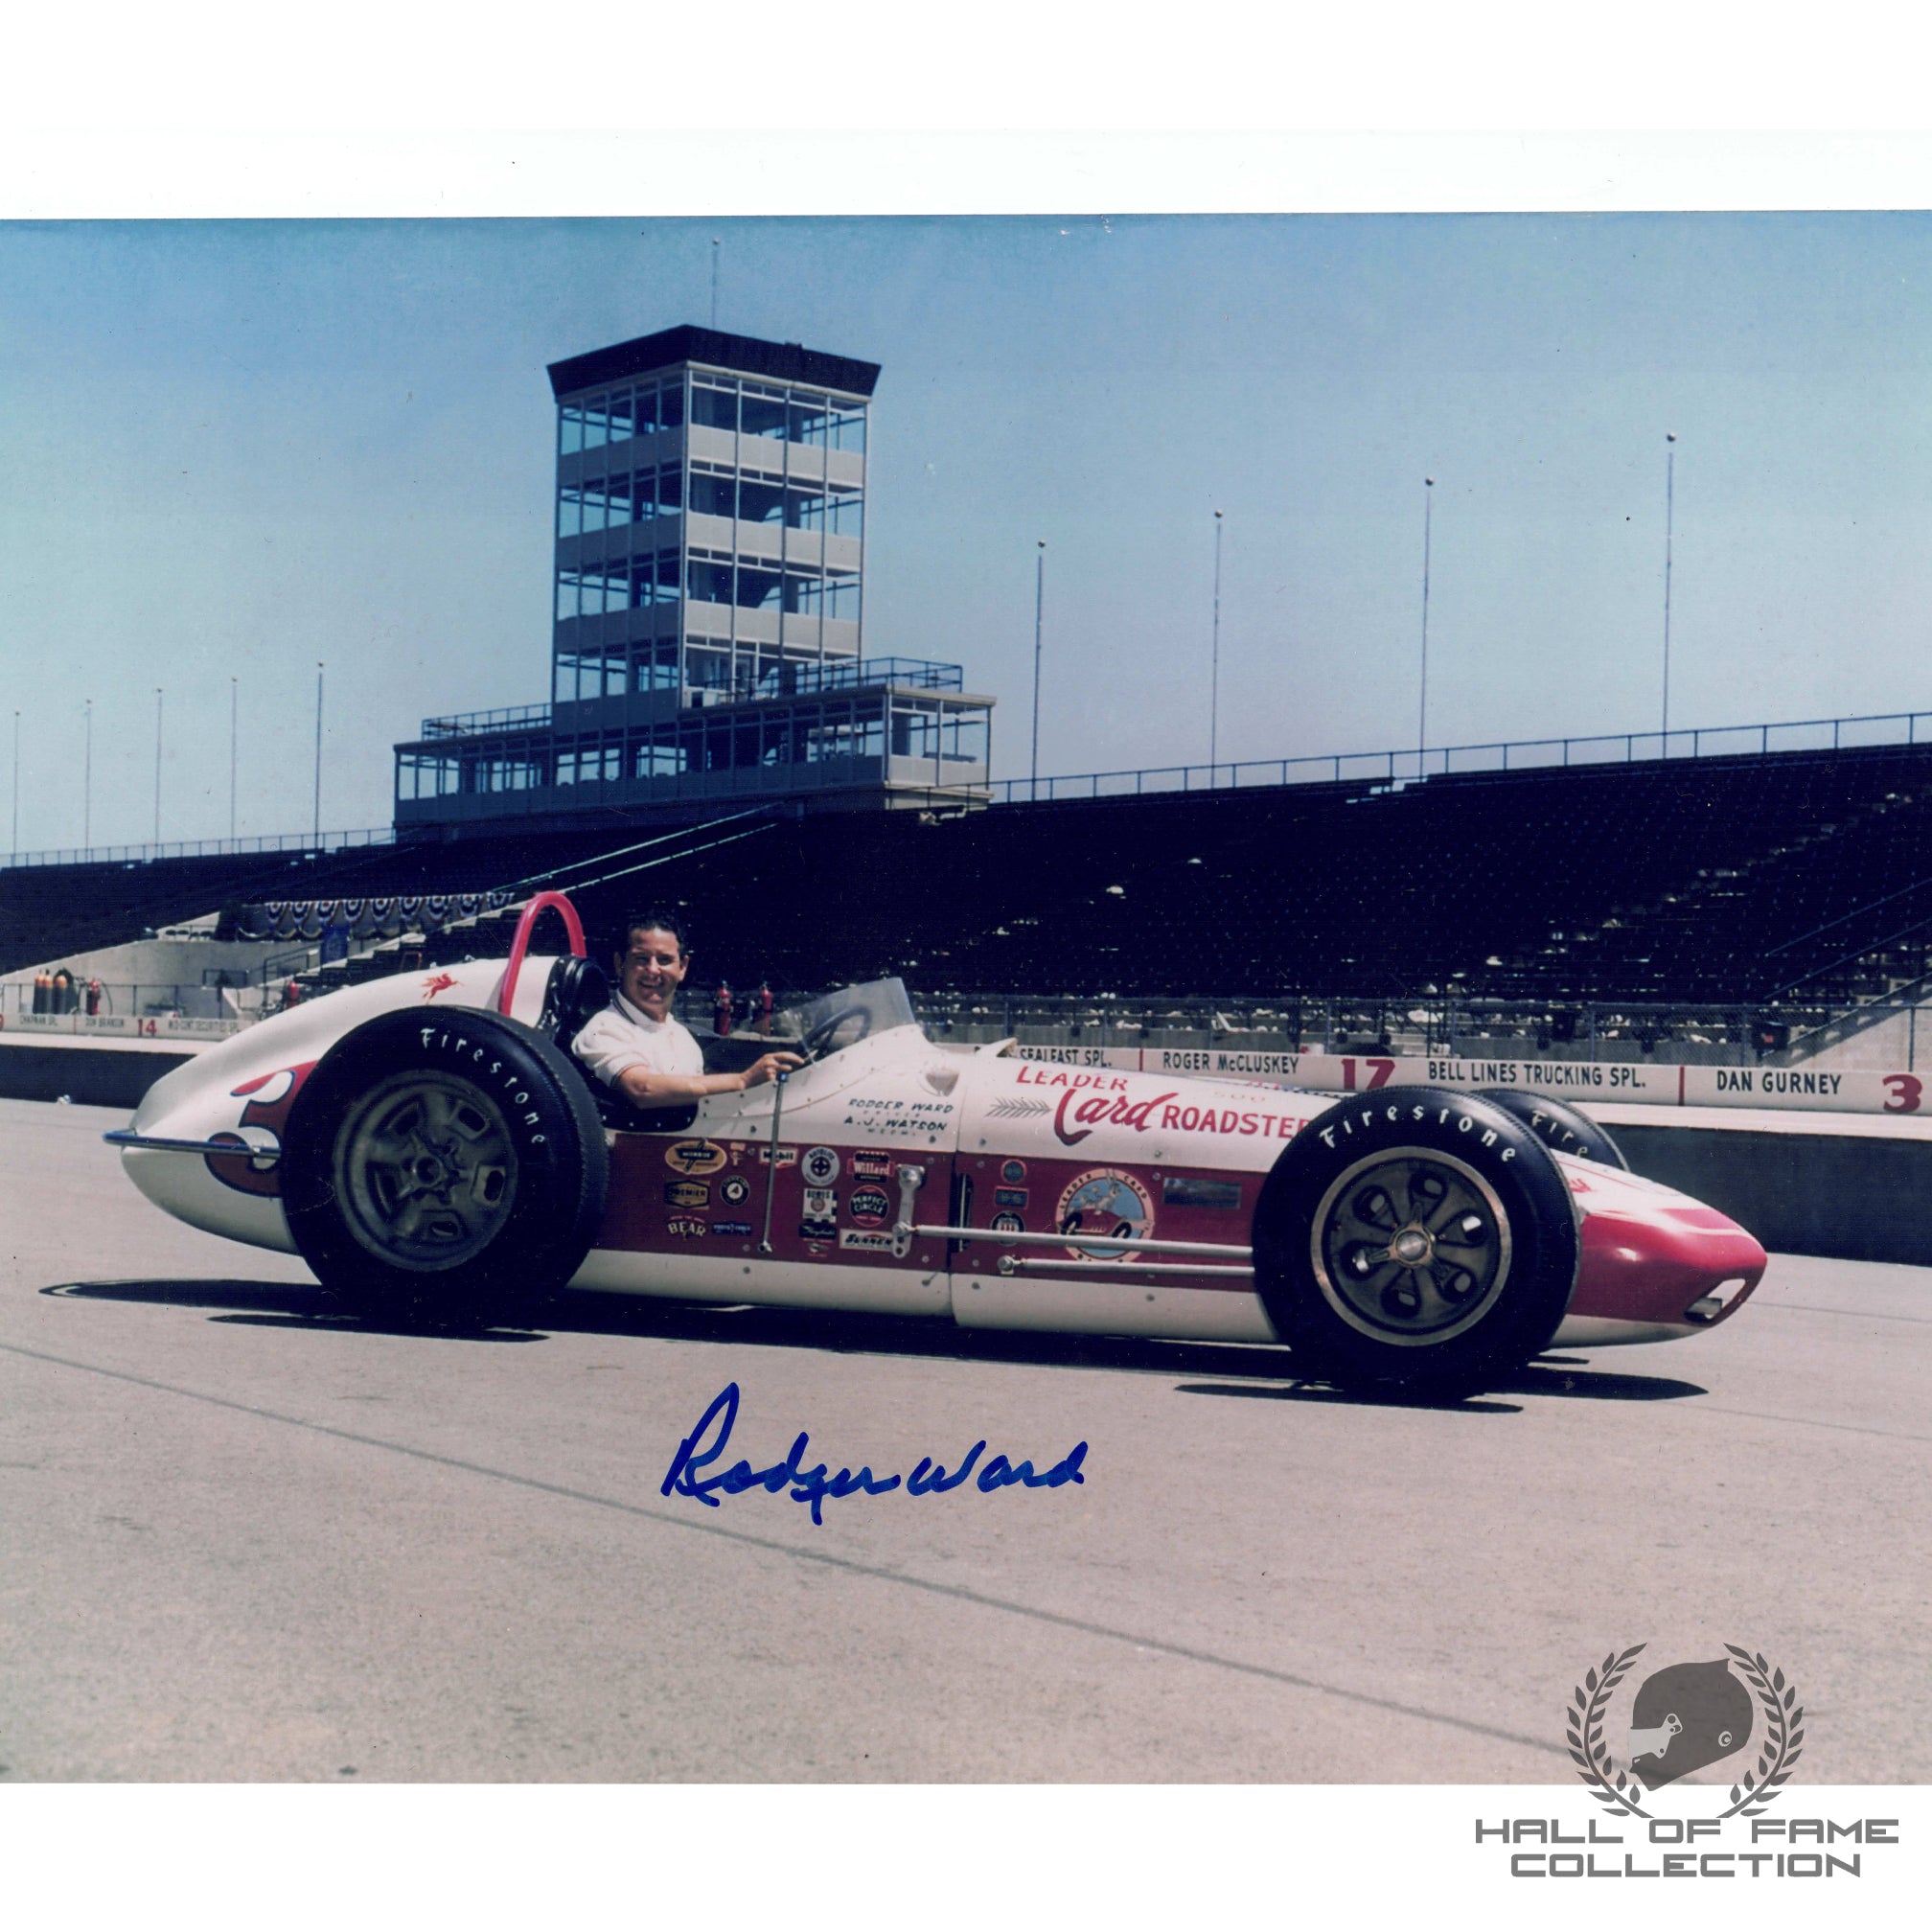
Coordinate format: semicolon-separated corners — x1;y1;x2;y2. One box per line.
1007;1045;1929;1119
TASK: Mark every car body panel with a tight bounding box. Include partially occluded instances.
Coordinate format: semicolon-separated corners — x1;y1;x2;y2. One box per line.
116;958;1767;1356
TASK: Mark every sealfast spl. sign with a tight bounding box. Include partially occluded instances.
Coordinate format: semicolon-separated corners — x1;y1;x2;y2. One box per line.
1008;1045;1928;1117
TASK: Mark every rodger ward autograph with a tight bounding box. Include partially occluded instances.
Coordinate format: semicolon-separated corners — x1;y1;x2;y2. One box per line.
662;1382;1089;1527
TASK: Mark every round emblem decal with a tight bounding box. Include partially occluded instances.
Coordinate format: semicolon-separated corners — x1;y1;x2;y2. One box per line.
802;1145;840;1186
1055;1167;1154;1260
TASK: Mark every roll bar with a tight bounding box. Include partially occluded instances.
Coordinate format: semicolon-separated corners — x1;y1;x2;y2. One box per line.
495;891;587;1018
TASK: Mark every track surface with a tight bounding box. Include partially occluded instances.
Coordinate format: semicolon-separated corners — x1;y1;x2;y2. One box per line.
2;1096;1926;1783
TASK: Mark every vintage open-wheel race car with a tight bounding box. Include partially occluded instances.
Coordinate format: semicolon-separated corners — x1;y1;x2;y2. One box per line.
106;893;1767;1392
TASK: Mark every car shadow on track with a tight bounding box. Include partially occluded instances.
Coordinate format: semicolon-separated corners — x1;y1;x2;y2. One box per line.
41;1277;1711;1410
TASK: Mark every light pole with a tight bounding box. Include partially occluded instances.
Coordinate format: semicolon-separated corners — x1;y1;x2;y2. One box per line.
230;676;239;841
1418;477;1435;774
153;687;163;843
10;709;18;858
83;698;92;850
1662;432;1678;740
1210;510;1224;770
313;662;325;843
1030;541;1046;799
710;238;721;330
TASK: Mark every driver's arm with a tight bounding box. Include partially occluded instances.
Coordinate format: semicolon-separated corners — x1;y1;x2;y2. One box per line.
610;1054;800;1106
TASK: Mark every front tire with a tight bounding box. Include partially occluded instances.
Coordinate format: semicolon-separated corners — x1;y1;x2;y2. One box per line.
1477;1088;1627;1168
1254;1088;1579;1391
281;1006;609;1326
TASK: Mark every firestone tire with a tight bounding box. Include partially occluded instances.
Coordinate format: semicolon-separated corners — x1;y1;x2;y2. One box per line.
1477;1088;1628;1169
1253;1087;1579;1392
281;1006;610;1327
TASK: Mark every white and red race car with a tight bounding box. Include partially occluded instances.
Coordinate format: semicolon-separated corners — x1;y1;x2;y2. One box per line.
107;894;1766;1392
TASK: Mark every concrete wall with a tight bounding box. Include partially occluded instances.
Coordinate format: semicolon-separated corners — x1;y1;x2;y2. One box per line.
0;937;286;989
1606;1110;1932;1266
0;1043;194;1108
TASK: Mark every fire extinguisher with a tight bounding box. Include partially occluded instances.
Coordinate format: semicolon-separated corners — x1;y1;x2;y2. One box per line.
714;980;733;1038
758;982;773;1037
85;978;103;1017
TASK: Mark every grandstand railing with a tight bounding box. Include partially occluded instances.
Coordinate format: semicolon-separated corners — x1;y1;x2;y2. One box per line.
988;705;1932;804
419;702;555;739
0;826;396;874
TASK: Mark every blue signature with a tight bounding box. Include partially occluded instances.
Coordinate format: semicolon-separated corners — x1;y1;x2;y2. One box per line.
660;1382;1089;1527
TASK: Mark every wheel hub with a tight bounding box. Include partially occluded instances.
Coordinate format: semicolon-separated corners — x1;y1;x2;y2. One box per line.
1311;1146;1513;1346
334;1071;518;1269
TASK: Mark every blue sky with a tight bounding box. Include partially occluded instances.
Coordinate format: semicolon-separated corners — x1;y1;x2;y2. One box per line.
5;210;1932;854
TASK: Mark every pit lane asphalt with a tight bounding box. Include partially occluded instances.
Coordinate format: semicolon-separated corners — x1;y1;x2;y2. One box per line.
2;1096;1926;1783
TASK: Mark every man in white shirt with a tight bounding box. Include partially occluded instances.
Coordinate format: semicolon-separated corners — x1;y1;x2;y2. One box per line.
572;912;801;1108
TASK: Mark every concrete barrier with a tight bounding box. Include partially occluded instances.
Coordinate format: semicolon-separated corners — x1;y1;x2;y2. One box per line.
0;1041;196;1108
1595;1105;1932;1267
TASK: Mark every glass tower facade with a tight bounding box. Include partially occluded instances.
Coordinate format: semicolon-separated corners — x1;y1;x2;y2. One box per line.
394;326;992;831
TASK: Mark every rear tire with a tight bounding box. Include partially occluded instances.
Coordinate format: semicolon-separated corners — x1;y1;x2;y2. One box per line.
281;1006;609;1327
1253;1087;1579;1391
1477;1088;1627;1168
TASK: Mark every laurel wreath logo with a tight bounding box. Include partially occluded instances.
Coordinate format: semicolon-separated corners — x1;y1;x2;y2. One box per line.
1717;1644;1806;1820
1565;1642;1804;1820
1567;1643;1652;1817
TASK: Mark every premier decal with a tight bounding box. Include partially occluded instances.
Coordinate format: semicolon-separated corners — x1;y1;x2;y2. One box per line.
664;1181;712;1209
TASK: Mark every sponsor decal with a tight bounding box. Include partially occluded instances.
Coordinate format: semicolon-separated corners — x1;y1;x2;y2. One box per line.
711;1220;753;1237
839;1229;895;1253
667;1216;709;1239
664;1181;712;1209
205;1064;316;1198
419;972;459;1000
804;1186;837;1219
1051;1082;1309;1149
1161;1175;1243;1209
758;1144;799;1167
1056;1168;1155;1260
665;1139;728;1176
719;1174;750;1207
852;1149;894;1180
993;1186;1028;1209
991;1211;1024;1234
847;1184;892;1229
1000;1159;1026;1184
801;1145;840;1185
799;1216;838;1241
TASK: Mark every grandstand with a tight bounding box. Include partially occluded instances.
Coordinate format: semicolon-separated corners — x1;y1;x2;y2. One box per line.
10;735;1932;1067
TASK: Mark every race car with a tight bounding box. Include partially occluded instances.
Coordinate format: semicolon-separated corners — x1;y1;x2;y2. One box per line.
105;893;1766;1392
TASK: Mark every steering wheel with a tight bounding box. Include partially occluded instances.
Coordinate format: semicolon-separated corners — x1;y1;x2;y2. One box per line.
798;1003;872;1063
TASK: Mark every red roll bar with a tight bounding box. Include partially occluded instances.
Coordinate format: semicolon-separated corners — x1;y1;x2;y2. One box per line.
495;891;587;1018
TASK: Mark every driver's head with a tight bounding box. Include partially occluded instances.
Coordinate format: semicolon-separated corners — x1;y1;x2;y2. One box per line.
613;912;689;1024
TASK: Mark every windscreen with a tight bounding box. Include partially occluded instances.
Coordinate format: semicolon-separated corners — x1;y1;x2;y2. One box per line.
770;979;919;1057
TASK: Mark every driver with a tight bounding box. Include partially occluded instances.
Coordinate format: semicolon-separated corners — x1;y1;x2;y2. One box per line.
572;912;802;1106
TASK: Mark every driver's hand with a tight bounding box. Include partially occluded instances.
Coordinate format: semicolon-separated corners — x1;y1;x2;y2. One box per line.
741;1051;806;1090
